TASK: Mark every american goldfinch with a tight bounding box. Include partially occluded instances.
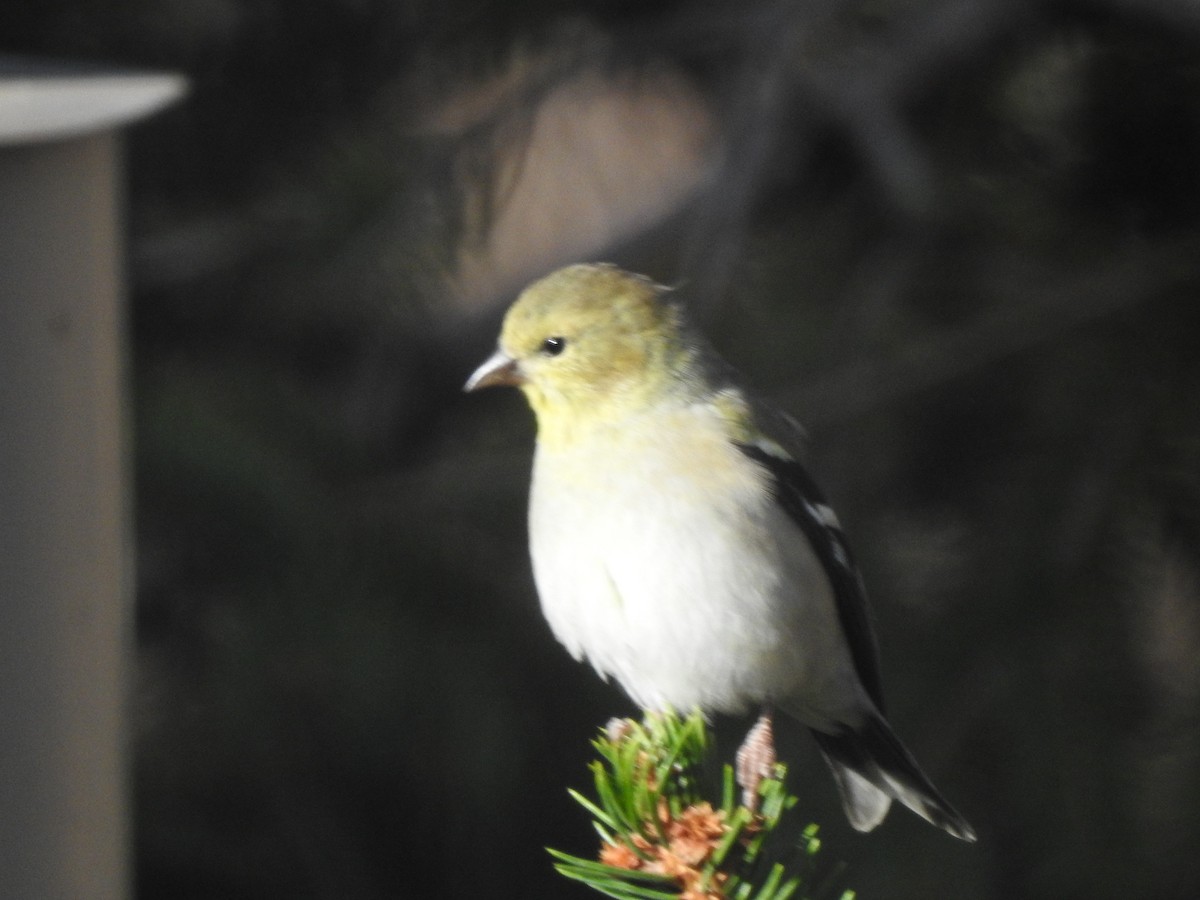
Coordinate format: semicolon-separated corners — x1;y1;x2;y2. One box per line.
466;263;975;841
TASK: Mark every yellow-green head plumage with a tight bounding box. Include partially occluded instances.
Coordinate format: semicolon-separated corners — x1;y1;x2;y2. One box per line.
497;264;699;430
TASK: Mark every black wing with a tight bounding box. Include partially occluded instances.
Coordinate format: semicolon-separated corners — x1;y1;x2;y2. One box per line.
735;443;886;712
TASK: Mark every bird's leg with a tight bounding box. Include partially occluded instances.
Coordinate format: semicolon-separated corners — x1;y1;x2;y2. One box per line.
736;709;776;812
605;717;634;743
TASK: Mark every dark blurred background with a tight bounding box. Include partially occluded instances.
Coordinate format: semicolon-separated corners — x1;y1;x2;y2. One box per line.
6;0;1200;897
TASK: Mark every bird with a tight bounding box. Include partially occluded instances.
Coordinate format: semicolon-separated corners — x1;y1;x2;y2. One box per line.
465;262;975;841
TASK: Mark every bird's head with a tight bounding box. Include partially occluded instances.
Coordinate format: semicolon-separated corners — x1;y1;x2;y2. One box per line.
465;264;696;429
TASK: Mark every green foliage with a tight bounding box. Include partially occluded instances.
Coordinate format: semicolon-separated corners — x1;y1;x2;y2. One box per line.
549;711;853;900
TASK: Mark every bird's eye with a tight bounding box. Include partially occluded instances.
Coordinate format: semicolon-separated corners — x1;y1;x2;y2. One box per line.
540;336;567;356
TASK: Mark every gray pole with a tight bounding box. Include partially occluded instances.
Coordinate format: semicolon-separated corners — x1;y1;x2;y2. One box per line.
0;62;183;899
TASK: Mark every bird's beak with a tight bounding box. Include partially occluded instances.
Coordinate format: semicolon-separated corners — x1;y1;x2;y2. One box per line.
464;348;524;391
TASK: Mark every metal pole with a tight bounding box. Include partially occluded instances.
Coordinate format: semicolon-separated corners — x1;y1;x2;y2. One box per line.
0;131;131;899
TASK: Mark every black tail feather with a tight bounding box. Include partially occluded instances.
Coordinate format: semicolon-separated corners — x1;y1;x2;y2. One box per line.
812;714;976;842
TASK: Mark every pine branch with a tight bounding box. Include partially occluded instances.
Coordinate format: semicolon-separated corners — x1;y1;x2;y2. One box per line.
549;710;853;900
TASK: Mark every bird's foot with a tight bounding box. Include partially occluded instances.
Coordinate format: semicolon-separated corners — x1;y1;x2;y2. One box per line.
605;717;635;743
736;712;776;812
